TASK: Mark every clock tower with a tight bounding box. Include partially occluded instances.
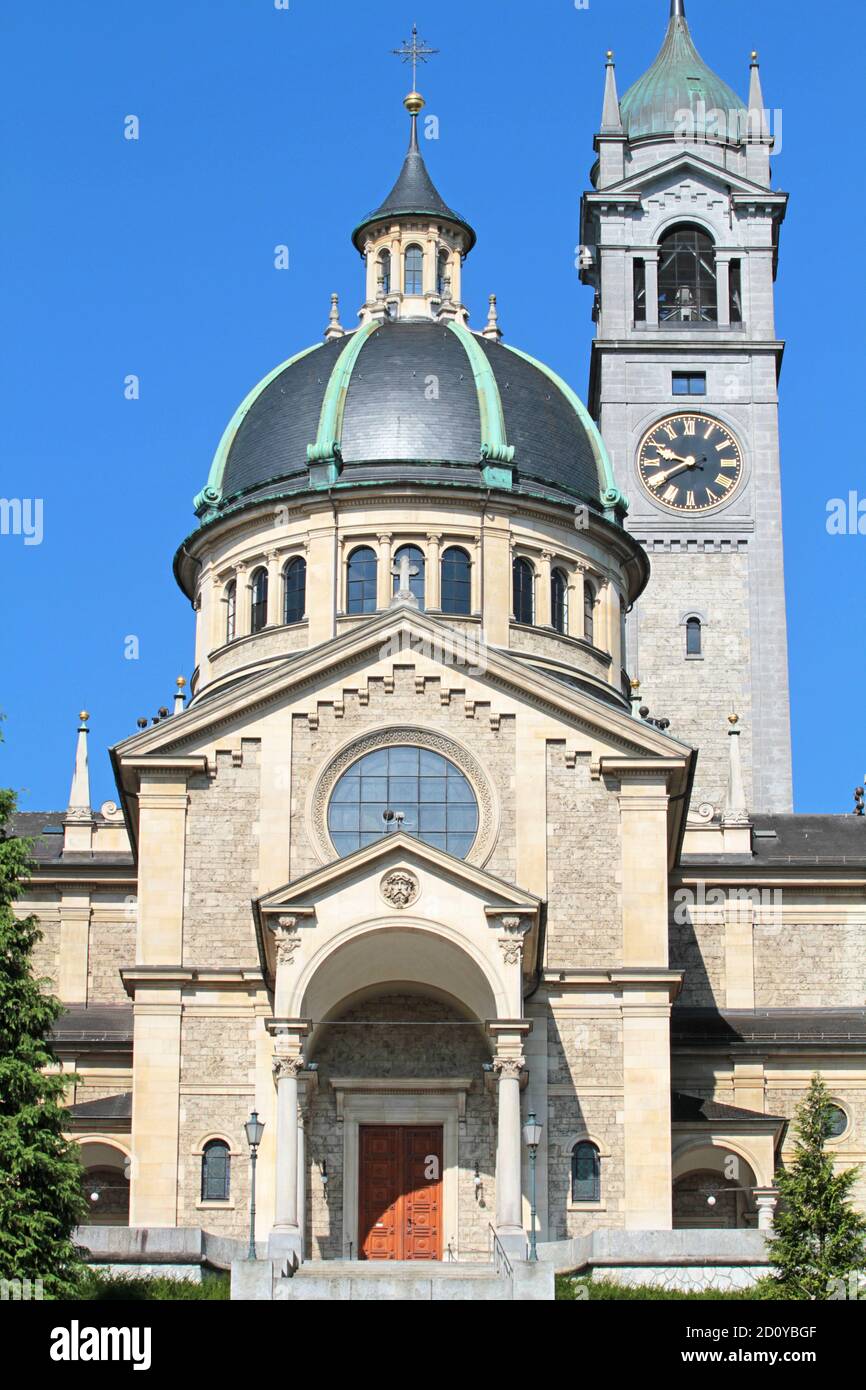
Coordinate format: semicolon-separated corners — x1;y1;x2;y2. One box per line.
580;0;793;814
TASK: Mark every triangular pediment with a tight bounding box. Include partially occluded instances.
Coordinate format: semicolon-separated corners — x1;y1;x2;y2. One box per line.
113;604;691;766
587;151;785;203
252;830;542;985
111;606;694;860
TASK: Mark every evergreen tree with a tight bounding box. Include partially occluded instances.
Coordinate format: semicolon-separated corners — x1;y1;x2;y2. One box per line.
0;784;86;1297
770;1074;866;1299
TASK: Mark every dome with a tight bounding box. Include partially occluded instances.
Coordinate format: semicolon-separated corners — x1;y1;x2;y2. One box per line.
193;318;625;523
620;2;747;143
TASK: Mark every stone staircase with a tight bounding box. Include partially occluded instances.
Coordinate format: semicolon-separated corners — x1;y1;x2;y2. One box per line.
271;1258;553;1301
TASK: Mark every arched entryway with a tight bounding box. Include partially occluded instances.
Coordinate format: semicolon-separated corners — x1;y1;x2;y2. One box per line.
307;983;495;1262
672;1143;758;1229
78;1141;131;1225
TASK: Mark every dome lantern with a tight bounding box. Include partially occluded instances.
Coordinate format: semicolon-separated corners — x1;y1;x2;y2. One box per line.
352;28;476;327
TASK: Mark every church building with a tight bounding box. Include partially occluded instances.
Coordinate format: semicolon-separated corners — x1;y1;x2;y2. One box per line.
15;1;866;1296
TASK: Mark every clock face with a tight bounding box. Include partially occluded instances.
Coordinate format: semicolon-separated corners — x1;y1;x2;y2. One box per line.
637;413;744;513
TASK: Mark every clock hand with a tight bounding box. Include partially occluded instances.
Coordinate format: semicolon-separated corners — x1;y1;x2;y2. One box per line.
647;457;701;484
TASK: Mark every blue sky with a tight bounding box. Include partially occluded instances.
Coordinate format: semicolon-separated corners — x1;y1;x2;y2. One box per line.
1;0;863;814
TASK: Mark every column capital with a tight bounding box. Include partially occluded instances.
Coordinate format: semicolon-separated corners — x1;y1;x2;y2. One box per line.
492;1056;525;1082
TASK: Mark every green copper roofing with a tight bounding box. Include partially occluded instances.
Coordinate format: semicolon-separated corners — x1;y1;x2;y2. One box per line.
447;321;515;486
306;321;381;484
194;342;322;515
500;342;628;518
620;1;746;143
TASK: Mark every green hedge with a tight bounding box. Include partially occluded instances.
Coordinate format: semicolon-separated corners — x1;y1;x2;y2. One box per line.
74;1270;231;1301
556;1275;781;1301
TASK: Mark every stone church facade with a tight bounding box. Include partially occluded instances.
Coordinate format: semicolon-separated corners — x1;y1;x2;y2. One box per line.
14;2;866;1290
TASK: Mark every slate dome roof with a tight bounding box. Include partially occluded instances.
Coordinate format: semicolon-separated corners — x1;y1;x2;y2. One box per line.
193;318;624;523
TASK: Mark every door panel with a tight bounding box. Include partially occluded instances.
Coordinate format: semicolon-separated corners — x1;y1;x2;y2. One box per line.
404;1126;442;1261
358;1127;401;1260
358;1125;443;1261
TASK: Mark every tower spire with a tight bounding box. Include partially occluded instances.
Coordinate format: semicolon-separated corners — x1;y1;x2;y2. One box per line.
600;51;623;134
64;710;94;853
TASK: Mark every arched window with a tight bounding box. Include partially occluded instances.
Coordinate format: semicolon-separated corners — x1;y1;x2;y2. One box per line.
584;582;596;644
346;546;378;614
283;556;307;625
686;616;702;657
658;225;717;323
377;249;391;297
441;546;471;615
250;567;268;634
512;557;534;625
404;244;424;296
437;249;450;297
392;544;426;610
201;1140;231;1203
225;580;237;644
551;568;568;634
571;1141;601;1203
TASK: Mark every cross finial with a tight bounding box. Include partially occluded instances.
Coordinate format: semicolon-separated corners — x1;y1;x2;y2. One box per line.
392;23;439;91
390;551;420;607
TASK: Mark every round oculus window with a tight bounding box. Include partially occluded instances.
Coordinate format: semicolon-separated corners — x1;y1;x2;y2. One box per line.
327;745;479;859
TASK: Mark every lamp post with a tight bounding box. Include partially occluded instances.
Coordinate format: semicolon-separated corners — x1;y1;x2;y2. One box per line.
244;1110;265;1261
522;1111;543;1262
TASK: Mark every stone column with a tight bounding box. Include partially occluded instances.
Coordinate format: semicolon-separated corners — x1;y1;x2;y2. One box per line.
270;1055;304;1265
754;1188;778;1231
376;533;392;611
644;255;659;327
604;581;622;674
493;1056;525;1256
716;257;731;328
296;1104;307;1259
426;533;442;610
537;551;553;627
234;562;249;638
266;550;281;627
569;564;586;641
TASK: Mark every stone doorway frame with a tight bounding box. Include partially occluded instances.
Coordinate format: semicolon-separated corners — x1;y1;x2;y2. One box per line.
330;1078;473;1262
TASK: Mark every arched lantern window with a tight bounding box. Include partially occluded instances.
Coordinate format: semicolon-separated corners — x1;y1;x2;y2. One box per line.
658;224;717;323
250;567;268;634
404;244;424;296
283;556;307;625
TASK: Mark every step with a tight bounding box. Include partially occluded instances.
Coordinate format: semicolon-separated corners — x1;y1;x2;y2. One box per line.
278;1258;511;1301
294;1260;498;1279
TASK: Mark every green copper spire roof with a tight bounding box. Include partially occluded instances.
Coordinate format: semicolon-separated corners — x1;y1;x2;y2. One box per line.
620;0;747;143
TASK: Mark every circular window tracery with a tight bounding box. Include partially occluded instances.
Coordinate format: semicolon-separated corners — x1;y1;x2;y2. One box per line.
328;745;478;859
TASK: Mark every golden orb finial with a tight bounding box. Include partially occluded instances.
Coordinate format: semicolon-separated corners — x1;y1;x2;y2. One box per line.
728;713;739;726
79;710;89;723
404;89;425;116
176;676;187;689
630;679;641;691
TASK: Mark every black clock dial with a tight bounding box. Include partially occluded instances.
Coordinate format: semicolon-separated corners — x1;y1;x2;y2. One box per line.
637;413;743;513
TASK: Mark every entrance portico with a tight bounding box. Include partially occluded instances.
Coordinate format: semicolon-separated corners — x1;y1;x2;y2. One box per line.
253;833;542;1264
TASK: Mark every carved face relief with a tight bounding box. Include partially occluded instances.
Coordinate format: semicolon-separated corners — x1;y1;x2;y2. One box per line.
380;869;420;909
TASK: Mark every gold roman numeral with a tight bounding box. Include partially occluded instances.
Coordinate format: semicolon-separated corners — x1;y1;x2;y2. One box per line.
662;484;679;504
720;458;738;469
662;424;677;441
703;423;717;440
682;418;696;436
686;491;697;509
715;474;734;490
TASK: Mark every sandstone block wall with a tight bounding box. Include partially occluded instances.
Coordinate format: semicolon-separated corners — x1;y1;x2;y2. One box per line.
545;750;621;966
183;742;261;967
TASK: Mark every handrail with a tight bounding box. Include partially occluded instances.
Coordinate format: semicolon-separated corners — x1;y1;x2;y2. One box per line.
488;1223;514;1280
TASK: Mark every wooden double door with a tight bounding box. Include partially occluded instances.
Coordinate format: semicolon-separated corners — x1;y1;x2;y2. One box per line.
358;1125;443;1261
